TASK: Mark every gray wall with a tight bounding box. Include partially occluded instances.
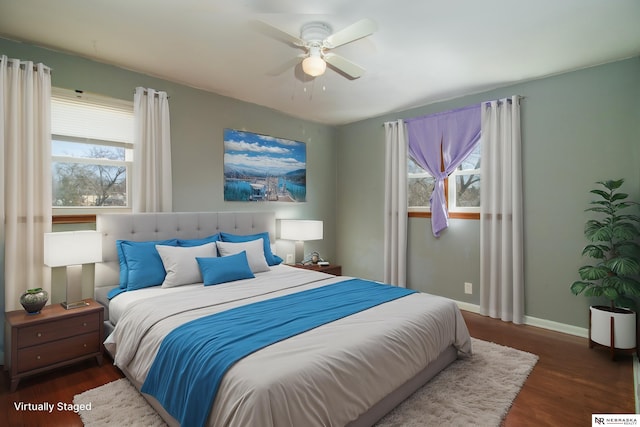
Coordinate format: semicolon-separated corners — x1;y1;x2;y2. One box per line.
1;35;639;339
0;38;337;359
336;57;640;330
0;37;337;261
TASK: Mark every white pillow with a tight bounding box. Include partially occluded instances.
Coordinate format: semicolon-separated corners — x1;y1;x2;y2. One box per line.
156;242;217;288
216;239;270;273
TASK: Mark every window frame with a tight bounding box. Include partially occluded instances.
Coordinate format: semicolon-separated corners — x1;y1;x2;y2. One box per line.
407;145;480;220
408;179;480;220
448;167;481;215
51;88;134;221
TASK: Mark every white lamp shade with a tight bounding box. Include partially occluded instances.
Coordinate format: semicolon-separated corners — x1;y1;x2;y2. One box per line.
280;220;323;241
302;56;327;77
44;231;103;267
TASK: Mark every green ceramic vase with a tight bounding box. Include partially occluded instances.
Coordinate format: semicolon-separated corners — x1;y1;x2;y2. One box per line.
20;288;48;314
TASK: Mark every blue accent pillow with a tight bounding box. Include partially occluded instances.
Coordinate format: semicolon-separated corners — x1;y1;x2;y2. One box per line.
116;240;129;289
107;287;126;300
219;232;282;266
177;233;220;247
118;239;178;291
197;251;255;286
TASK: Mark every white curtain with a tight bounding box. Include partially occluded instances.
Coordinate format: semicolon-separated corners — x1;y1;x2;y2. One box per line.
383;120;408;287
0;55;52;311
480;96;524;323
133;87;172;212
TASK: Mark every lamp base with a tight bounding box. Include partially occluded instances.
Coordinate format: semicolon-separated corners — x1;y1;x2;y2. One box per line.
61;300;89;310
62;264;89;310
294;240;305;264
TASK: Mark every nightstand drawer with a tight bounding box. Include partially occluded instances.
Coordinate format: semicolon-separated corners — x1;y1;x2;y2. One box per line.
17;312;99;348
17;332;100;373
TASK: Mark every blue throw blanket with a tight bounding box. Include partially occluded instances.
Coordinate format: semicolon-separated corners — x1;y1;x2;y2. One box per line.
141;278;416;427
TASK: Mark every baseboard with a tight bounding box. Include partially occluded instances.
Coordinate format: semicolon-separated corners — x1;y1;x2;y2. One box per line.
455;301;589;338
524;314;589;338
456;301;482;315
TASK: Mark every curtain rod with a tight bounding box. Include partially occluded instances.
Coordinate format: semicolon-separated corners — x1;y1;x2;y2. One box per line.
134;87;170;99
0;57;51;73
484;95;525;106
382;95;525;126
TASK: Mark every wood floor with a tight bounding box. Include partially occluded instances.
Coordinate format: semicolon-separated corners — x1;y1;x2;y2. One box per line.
1;310;634;427
467;311;635;427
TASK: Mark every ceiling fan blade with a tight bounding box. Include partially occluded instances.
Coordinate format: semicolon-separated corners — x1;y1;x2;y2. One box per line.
250;20;306;48
267;55;306;76
324;18;377;49
324;53;366;79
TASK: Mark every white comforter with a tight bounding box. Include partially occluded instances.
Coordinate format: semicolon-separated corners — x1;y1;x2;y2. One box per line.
105;265;472;427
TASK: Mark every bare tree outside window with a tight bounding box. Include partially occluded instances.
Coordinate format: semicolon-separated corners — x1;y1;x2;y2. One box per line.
51;88;134;213
455;174;480;207
454;147;480;207
408;157;434;208
52;143;128;207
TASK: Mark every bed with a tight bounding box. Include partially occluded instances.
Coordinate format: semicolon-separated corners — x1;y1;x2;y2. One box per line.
95;211;472;427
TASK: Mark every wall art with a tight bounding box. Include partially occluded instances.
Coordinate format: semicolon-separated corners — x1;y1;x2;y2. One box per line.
223;128;306;202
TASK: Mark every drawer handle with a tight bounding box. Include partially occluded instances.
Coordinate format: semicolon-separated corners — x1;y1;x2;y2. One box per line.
36;355;41;360
37;332;42;337
82;322;87;327
83;344;87;348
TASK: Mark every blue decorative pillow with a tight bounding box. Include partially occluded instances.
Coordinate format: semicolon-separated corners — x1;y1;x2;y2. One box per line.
197;251;255;286
107;287;126;300
177;233;220;247
116;240;129;289
219;232;282;266
118;239;178;291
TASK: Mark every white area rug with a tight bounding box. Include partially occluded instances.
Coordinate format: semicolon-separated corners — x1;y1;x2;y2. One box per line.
74;338;537;427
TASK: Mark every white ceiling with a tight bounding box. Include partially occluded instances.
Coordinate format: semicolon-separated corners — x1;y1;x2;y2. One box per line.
1;0;639;125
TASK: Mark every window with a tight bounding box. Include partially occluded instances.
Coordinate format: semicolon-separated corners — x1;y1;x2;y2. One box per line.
408;142;481;218
408;157;435;211
51;88;134;215
449;142;481;212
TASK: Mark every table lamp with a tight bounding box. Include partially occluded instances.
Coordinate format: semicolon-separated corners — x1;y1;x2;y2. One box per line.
280;220;323;264
44;230;102;309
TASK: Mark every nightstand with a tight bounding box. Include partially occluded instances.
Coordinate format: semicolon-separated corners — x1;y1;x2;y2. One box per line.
291;264;342;276
5;298;104;392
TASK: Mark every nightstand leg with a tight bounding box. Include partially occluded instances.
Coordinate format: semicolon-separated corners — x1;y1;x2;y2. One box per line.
10;377;19;393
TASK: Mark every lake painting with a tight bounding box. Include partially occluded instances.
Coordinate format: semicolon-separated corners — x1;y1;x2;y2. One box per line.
223;129;307;202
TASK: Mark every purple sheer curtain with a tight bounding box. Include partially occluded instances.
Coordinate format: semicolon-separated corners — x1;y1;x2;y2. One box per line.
406;104;481;237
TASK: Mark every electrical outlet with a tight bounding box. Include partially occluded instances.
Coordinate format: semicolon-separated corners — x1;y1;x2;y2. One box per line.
464;282;473;294
286;253;294;264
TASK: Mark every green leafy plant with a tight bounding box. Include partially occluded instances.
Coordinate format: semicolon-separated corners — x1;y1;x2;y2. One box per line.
570;179;640;311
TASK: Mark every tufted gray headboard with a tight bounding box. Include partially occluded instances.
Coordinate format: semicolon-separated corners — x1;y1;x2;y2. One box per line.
94;211;276;326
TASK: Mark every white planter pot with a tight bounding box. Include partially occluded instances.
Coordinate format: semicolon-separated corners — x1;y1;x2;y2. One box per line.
590;305;637;349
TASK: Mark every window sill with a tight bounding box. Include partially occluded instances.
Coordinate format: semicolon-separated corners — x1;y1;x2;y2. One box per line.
53;214;96;224
409;212;480;220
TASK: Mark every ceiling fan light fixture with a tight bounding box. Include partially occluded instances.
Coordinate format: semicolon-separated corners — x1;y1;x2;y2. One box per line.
260;18;375;79
302;55;326;77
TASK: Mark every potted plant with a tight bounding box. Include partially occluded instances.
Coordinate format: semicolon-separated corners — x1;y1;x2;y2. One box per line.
570;179;640;357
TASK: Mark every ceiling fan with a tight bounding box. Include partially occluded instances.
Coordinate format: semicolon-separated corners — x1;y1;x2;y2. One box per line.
255;18;377;79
